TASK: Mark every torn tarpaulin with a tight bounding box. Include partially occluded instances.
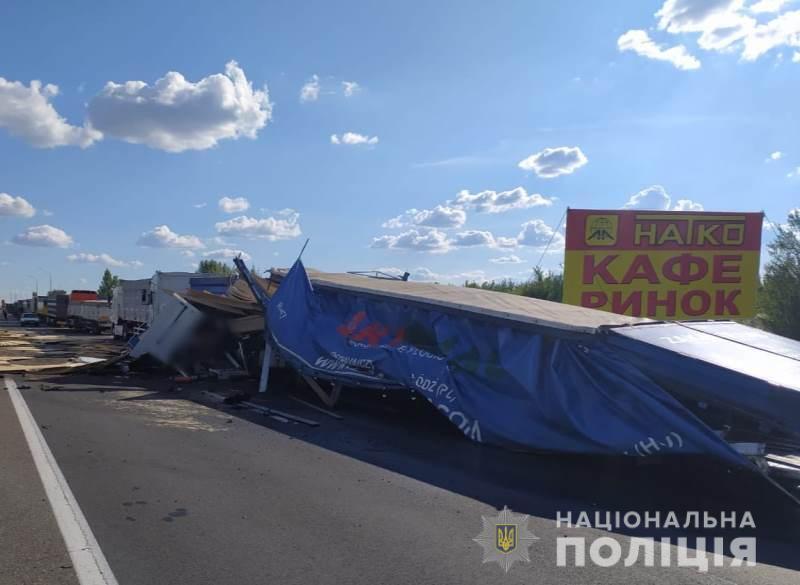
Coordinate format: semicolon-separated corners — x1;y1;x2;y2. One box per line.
263;259;746;466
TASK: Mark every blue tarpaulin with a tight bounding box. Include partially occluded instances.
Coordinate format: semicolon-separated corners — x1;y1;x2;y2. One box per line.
606;322;800;438
266;260;747;466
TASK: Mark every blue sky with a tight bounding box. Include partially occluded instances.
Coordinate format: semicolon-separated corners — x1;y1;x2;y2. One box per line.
1;0;798;300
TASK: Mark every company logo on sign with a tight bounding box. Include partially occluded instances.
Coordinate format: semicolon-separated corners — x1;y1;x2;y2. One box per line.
563;209;762;320
585;214;618;246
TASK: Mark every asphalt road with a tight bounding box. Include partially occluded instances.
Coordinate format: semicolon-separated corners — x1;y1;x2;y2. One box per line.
3;346;800;584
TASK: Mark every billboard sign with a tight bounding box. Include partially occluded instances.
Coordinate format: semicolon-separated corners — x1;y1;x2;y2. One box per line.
563;209;763;320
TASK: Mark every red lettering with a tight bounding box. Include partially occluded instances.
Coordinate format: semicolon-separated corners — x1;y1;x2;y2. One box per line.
681;290;711;316
715;290;741;315
583;255;618;285
581;291;607;309
620;255;660;284
337;311;366;337
712;255;742;284
388;326;405;347
663;254;708;285
647;290;677;317
612;291;643;316
352;322;390;346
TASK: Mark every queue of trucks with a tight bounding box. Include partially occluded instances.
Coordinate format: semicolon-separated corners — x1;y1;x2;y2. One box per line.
5;271;235;336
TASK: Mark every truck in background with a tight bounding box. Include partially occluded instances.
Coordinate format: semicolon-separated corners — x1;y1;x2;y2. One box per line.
45;290;69;325
65;290;108;333
35;295;49;323
112;272;235;339
67;298;112;333
111;278;152;338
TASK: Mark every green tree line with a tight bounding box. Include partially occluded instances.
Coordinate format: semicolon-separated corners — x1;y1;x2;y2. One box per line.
465;267;563;303
759;210;800;340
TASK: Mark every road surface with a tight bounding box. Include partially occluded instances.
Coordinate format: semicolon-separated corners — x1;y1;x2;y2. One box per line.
2;328;800;584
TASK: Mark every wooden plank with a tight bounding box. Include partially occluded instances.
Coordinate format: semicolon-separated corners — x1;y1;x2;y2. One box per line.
302;375;340;408
289;396;344;420
258;342;273;393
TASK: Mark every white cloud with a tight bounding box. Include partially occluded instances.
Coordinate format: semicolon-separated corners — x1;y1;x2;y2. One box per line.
12;224;73;247
768;150;783;161
515;219;565;250
450;230;497;248
622;185;704;211
215;211;301;240
787;166;800;177
42;209;53;217
490;254;523;264
193;202;207;209
218;196;250;213
409;267;488;283
377;266;488;283
0;77;101;148
741;10;800;60
454;187;554;213
137;225;205;249
656;0;745;32
617;30;702;70
793;50;800;61
654;0;756;52
371;219;564;255
383;205;466;229
628;0;800;63
342;81;360;97
517;146;589;178
0;193;36;217
370;228;452;253
202;248;252;262
67;252;138;267
751;0;790;13
330;132;378;146
87;61;271;152
623;185;673;210
673;198;705;211
300;74;320;102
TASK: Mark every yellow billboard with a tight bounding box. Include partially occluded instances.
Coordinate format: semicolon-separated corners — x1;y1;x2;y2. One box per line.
563;210;763;320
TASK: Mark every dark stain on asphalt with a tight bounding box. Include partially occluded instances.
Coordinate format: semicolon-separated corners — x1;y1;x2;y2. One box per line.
162;507;188;522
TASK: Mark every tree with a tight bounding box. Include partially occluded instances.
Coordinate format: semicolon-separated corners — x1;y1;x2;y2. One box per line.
97;269;119;300
760;210;800;340
465;268;564;302
197;259;235;275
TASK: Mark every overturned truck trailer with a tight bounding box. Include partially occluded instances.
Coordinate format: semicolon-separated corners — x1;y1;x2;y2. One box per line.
235;259;800;499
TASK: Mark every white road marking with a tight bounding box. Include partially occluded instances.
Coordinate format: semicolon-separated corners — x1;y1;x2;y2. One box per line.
4;375;119;585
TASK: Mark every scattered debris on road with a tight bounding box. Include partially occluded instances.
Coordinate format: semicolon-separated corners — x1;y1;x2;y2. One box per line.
0;328;125;374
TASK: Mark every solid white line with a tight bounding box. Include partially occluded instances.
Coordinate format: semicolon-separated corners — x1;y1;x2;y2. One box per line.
4;376;119;585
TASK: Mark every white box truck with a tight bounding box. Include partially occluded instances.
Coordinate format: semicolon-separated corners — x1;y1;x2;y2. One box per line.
112;272;234;338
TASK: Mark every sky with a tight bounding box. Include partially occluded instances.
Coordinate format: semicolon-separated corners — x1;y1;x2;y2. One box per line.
1;0;798;301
